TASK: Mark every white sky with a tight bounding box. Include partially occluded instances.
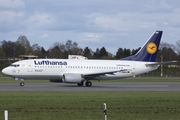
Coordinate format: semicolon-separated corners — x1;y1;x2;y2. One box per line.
0;0;180;54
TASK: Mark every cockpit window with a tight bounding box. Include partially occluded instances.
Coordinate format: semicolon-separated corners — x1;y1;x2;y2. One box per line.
10;64;20;67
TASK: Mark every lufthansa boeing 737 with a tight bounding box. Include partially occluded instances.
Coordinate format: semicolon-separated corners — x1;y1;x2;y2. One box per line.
2;31;176;87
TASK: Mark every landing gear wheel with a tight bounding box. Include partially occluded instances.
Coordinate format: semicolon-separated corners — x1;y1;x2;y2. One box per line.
77;81;84;86
20;82;25;86
85;81;92;87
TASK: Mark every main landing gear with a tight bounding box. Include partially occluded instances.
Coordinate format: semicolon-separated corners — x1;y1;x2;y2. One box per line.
85;81;92;87
77;81;92;87
14;78;25;87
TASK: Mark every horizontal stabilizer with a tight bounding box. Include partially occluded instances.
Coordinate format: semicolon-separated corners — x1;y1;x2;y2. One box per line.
145;61;177;66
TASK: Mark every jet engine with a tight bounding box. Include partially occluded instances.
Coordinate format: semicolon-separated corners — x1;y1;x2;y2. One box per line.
62;73;82;83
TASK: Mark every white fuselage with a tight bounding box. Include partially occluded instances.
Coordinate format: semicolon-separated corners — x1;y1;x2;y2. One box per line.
2;59;159;81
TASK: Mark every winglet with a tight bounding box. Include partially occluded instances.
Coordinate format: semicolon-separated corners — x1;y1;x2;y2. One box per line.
121;31;163;62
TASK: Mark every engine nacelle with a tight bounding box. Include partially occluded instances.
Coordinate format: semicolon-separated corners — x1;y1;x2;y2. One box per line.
62;73;82;83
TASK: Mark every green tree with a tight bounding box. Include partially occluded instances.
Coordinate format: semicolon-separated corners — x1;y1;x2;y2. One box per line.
158;42;178;61
32;44;47;58
16;35;32;54
48;45;62;58
0;47;5;57
1;40;16;57
83;47;93;59
93;48;100;59
15;44;26;56
64;40;83;57
176;40;180;61
116;48;124;59
131;47;141;55
41;47;47;58
123;48;131;57
99;47;108;58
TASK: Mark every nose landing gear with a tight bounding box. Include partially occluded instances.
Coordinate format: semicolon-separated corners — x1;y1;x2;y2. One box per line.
14;78;25;87
20;81;25;86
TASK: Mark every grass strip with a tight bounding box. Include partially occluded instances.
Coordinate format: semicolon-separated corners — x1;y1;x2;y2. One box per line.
0;92;180;120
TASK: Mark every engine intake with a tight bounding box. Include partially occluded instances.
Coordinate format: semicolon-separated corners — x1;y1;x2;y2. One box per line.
62;73;82;83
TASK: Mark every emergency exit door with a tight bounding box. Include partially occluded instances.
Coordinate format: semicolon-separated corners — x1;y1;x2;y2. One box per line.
27;62;33;72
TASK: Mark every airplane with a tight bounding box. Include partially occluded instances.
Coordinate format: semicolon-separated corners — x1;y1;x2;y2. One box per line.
1;31;176;87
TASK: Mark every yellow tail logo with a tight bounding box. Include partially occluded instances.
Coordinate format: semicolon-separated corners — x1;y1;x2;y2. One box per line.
146;42;157;54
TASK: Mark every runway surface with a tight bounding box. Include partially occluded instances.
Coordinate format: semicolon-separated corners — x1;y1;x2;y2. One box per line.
1;82;180;92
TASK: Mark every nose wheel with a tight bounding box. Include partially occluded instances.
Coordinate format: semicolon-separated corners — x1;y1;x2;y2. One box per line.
20;82;25;86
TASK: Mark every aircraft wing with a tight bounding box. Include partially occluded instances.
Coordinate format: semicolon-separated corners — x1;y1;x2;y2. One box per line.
83;69;130;79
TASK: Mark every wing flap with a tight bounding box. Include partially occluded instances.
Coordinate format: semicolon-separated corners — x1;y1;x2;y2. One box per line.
83;70;120;76
83;69;131;79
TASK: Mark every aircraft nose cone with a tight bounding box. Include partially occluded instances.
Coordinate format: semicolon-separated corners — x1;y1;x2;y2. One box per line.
2;68;9;75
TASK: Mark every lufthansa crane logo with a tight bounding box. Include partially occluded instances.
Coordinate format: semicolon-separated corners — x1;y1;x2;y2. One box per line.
146;42;157;54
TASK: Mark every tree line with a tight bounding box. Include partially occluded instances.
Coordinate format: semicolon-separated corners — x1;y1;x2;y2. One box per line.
0;35;180;62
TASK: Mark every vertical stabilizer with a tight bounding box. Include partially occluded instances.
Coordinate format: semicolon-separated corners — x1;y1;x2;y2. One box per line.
121;31;163;62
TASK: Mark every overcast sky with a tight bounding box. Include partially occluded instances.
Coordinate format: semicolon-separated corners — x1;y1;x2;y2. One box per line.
0;0;180;54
